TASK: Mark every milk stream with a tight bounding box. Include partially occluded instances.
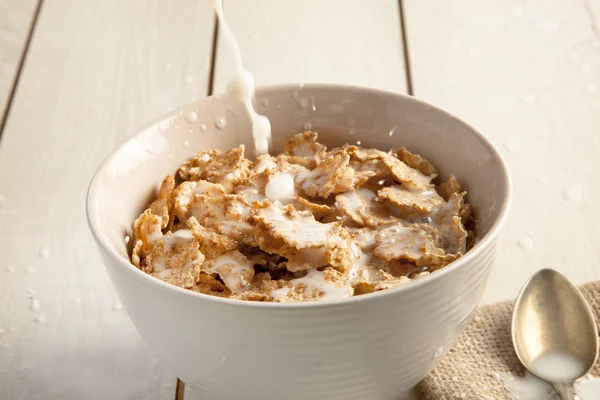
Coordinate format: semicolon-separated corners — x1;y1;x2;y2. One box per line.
210;0;272;156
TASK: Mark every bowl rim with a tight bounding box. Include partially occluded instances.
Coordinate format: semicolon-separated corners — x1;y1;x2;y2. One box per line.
86;83;512;309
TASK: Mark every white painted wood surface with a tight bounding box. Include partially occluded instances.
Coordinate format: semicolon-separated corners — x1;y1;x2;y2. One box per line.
1;0;600;398
182;384;202;400
0;0;214;398
213;0;407;93
404;0;600;304
0;0;37;119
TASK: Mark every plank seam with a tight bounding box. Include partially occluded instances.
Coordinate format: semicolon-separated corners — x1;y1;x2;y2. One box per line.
0;0;45;143
175;378;185;400
398;0;414;95
583;0;600;43
206;13;220;96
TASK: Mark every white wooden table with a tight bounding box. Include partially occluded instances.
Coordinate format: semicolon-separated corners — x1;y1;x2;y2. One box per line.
1;0;599;398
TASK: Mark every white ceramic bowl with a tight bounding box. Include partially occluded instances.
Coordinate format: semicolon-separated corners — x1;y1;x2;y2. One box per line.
87;84;511;400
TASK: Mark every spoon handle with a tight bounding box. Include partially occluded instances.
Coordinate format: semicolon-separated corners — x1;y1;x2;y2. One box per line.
554;382;575;400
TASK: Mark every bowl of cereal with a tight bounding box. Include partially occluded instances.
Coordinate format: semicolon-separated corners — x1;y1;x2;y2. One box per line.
87;84;510;400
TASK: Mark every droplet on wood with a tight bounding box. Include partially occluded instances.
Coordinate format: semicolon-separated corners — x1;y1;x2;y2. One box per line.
39;245;50;260
30;298;40;311
562;183;584;202
517;236;534;250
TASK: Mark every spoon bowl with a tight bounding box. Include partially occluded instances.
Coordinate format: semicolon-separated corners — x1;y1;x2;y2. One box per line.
512;269;598;397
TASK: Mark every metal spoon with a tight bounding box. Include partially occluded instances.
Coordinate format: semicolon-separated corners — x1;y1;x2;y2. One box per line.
512;269;598;399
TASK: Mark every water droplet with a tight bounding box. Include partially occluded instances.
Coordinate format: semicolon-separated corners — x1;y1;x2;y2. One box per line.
474;316;481;322
489;373;503;385
25;267;36;274
183;141;189;148
112;301;123;311
582;64;592;75
517;236;534;250
562;183;583;202
434;346;444;358
586;84;597;92
569;51;579;61
34;315;45;324
310;97;316;111
297;97;309;109
6;265;15;272
291;90;299;99
509;4;524;17
71;297;81;304
7;327;17;332
356;140;362;145
39;245;50;260
388;126;397;137
503;136;521;152
185;111;198;123
276;104;281;109
519;94;535;103
261;98;269;107
125;235;130;244
184;76;195;84
200;124;207;132
534;17;557;32
164;62;173;71
304;122;312;130
30;298;40;311
221;356;227;363
200;154;211;162
215;118;226;130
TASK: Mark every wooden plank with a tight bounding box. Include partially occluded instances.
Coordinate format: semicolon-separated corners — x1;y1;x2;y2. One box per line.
0;0;38;122
0;0;215;398
213;0;407;93
404;0;600;304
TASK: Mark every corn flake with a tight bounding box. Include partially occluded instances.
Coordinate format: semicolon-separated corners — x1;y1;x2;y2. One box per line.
296;150;355;198
178;145;252;191
336;188;397;227
394;147;437;177
378;185;443;217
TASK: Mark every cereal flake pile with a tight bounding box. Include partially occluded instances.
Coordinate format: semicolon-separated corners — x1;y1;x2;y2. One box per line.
130;132;474;302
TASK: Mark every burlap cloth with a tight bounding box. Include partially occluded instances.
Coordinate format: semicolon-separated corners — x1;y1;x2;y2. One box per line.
416;281;600;399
